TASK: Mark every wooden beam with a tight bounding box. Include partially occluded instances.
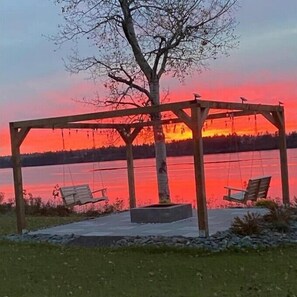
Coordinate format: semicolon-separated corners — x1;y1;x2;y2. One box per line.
129;118;181;128
52;123;130;130
9;125;26;233
10;101;195;128
15;117;184;130
26;110;268;131
191;106;209;237
10;99;282;129
206;110;255;120
197;99;282;112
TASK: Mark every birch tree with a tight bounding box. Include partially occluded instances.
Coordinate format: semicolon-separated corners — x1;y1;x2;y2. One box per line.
53;0;239;203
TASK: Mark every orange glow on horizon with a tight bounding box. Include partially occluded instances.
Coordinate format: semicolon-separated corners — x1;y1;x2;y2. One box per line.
1;79;296;156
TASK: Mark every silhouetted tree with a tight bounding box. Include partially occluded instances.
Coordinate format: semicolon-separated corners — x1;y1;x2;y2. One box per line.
53;0;239;203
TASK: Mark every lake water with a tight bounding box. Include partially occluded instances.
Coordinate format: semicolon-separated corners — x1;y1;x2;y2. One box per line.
0;148;296;208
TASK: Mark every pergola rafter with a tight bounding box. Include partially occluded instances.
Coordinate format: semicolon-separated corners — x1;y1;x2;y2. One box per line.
9;99;290;236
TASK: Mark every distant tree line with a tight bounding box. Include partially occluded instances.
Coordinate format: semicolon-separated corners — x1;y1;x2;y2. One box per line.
1;132;297;168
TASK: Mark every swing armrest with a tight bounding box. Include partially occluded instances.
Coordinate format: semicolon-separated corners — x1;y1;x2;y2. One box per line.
224;186;247;192
92;188;107;196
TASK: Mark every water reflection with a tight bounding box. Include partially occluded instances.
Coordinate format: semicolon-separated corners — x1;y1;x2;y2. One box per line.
0;149;296;208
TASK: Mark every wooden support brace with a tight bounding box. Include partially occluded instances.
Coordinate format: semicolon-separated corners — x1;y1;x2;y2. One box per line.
117;127;142;145
172;109;193;130
13;127;31;147
272;111;285;130
259;111;279;128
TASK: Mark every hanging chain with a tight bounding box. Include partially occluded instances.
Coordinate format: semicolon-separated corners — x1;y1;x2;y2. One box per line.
92;129;105;190
92;130;96;190
227;114;243;188
61;129;65;186
61;129;74;187
250;114;256;178
254;114;264;176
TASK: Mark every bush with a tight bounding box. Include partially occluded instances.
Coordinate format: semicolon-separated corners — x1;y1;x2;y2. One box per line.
291;196;297;208
263;206;292;232
255;199;278;210
22;189;72;216
84;198;124;216
231;212;263;235
103;198;124;214
0;192;4;204
0;203;14;214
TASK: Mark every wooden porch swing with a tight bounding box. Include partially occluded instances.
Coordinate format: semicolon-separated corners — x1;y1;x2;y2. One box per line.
59;129;108;207
223;175;271;203
223;114;271;203
60;184;107;207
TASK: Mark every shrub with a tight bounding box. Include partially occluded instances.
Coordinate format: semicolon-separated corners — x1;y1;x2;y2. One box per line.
0;202;13;214
24;196;43;215
263;206;292;232
37;203;72;216
22;189;72;216
255;199;278;210
291;196;297;208
231;212;263;235
0;192;4;204
99;198;123;214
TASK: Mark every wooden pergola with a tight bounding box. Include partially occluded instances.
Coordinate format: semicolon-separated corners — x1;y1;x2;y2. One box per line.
10;99;290;236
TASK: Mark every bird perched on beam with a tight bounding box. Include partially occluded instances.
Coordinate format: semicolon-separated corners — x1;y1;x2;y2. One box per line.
240;97;248;104
193;93;201;100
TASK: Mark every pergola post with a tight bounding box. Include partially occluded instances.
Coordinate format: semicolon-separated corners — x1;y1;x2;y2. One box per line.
260;109;290;206
276;111;290;205
191;106;209;237
117;127;142;209
126;141;136;208
9;125;30;233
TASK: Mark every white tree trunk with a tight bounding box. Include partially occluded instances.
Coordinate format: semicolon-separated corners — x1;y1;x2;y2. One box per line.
149;79;170;203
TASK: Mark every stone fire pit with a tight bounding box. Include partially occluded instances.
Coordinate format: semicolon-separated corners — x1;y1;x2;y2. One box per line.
130;203;192;223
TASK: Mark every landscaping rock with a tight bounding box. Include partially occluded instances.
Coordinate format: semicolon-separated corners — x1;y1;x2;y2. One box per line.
3;219;297;252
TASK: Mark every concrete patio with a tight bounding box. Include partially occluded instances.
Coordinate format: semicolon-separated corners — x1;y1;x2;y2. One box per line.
30;208;267;238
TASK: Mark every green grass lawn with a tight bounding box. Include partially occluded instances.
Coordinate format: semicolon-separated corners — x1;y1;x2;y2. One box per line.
0;241;297;297
1;213;297;297
0;212;83;235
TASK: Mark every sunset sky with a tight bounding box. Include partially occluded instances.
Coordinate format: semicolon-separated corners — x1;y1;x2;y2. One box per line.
1;0;297;155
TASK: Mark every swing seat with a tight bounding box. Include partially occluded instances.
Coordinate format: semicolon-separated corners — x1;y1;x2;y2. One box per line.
60;184;108;207
223;175;271;204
